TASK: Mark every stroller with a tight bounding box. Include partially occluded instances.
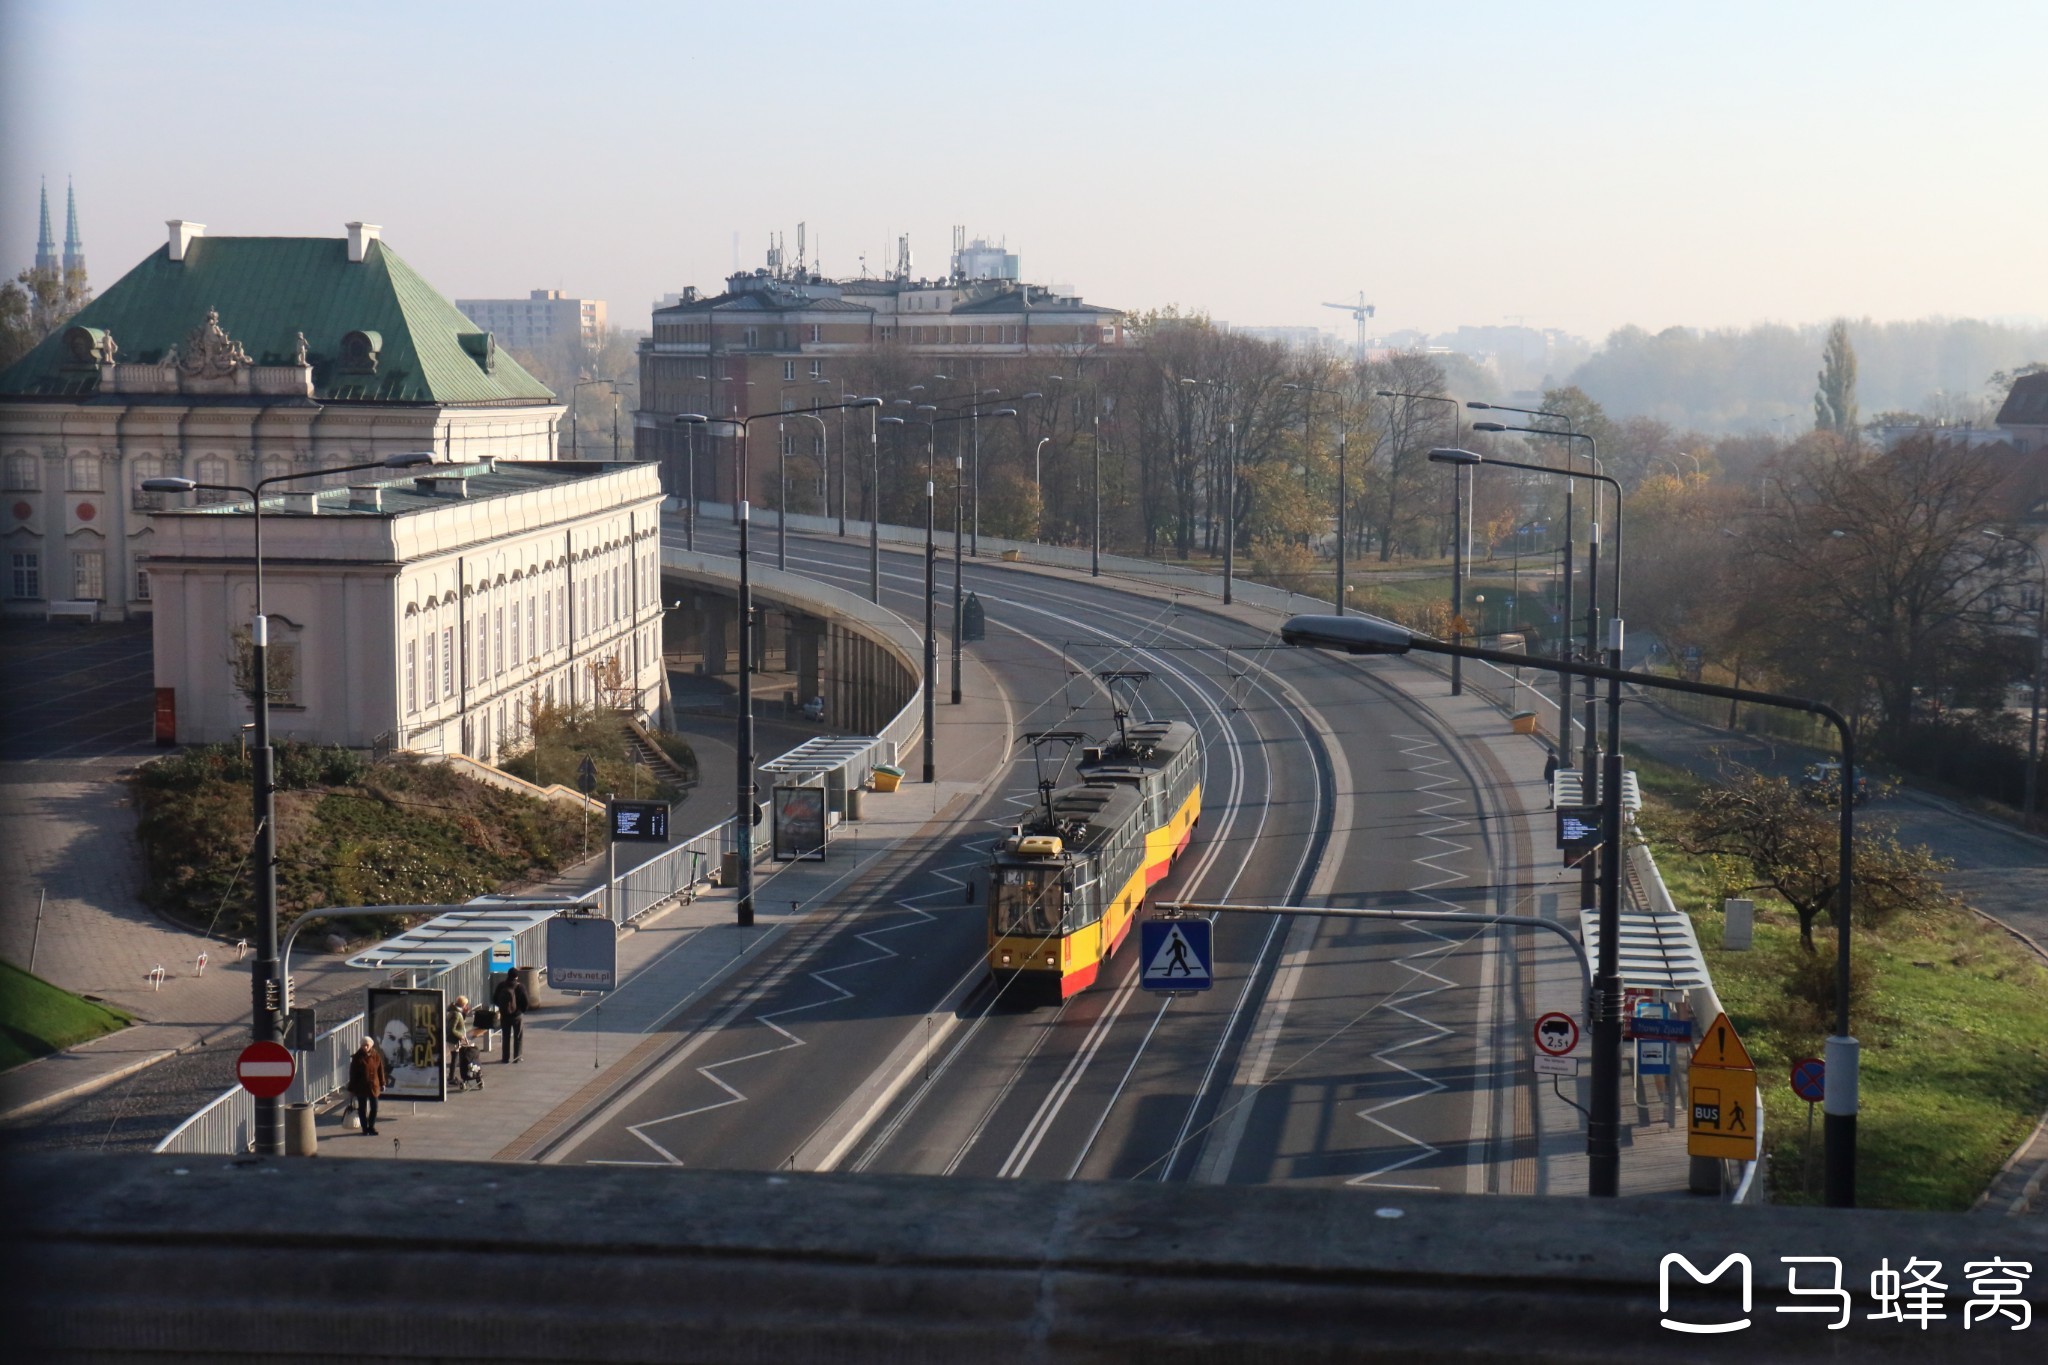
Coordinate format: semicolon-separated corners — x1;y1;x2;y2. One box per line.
451;1030;486;1092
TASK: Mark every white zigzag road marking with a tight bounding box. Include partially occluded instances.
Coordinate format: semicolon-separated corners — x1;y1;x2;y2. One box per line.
623;836;993;1165
1345;732;1473;1192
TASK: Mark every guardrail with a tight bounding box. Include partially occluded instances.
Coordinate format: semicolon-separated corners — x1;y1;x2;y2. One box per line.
154;1014;365;1156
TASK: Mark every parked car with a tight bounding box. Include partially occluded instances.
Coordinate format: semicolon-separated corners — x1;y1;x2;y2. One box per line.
1800;761;1869;806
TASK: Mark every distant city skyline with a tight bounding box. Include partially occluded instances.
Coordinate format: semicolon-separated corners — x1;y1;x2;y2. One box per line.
3;1;2041;347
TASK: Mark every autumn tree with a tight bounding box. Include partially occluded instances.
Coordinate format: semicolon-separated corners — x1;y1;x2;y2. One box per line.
1744;434;2030;745
1663;771;1957;952
0;263;93;371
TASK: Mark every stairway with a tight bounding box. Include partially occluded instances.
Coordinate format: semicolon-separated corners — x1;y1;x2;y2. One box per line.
618;716;696;792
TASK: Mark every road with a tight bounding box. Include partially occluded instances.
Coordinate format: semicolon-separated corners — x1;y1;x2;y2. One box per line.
544;519;1564;1192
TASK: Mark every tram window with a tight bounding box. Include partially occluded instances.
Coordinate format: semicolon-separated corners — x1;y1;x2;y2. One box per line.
995;871;1064;936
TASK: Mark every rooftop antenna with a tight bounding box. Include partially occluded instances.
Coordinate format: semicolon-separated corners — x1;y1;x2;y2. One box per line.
1322;291;1376;363
1094;670;1151;752
897;234;912;282
797;222;806;275
1022;731;1086;829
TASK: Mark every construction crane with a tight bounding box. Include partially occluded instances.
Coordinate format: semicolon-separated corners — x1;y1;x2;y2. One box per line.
1323;292;1376;362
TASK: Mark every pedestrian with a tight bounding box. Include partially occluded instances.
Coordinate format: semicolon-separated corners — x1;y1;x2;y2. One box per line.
444;996;472;1085
492;971;529;1064
1542;749;1559;809
347;1036;387;1135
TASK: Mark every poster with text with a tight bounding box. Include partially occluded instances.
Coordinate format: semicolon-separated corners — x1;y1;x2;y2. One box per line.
366;986;446;1101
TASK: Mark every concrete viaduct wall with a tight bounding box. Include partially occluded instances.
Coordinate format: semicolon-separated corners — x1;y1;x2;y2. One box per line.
660;547;919;741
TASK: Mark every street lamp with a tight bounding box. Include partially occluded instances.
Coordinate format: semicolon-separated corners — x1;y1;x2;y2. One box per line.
1470;401;1581;730
843;394;883;602
141;450;441;1156
569;377;618;459
1986;529;2045;824
670;416;701;551
1279;612;1862;1207
880;410;939;783
1183;378;1237;604
780;410;830;573
1378;388;1464;689
1033;437;1051;540
1427;448;1480;675
1285;380;1351;616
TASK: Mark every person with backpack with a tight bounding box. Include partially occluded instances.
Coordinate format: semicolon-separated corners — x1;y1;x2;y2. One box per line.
1542;749;1560;809
492;971;530;1064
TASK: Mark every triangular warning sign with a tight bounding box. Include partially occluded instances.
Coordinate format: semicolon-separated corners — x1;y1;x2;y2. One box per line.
1143;924;1209;983
1689;1011;1755;1072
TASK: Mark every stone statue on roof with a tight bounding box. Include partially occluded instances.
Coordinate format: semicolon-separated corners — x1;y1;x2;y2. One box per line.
179;307;252;380
293;332;309;367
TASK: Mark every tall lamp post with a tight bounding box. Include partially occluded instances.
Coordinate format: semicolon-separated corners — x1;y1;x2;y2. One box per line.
1182;378;1236;604
569;377;618;459
1280;612;1861;1206
670;416;699;551
141;450;442;1155
1987;529;2046;824
1377;388;1463;689
915;405;1018;705
846;394;882;602
1474;421;1606;782
782;410;829;572
1033;437;1051;541
1284;380;1350;614
881;409;941;783
1471;401;1579;734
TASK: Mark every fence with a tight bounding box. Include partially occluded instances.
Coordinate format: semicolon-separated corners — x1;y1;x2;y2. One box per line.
155;1013;364;1156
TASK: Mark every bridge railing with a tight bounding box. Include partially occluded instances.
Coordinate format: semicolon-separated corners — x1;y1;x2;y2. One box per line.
154;1013;365;1156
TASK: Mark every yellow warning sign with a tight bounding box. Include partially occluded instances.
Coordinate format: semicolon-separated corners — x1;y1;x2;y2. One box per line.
1449;615;1471;636
1688;1069;1759;1160
1689;1011;1755;1072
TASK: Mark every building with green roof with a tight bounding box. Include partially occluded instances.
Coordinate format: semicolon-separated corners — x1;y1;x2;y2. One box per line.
1;221;565;621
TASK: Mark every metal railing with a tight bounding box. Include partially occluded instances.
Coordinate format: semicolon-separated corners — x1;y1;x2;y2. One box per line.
155;1014;364;1156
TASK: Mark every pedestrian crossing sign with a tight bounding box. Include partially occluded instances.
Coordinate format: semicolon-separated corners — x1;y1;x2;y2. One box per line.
1139;917;1213;992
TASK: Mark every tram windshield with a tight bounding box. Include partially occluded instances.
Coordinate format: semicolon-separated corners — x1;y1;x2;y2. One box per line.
992;866;1065;937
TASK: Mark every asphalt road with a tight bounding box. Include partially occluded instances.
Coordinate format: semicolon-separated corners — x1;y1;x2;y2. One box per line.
545;522;1537;1192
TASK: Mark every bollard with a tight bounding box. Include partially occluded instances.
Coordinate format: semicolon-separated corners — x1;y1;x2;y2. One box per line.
284;1103;317;1156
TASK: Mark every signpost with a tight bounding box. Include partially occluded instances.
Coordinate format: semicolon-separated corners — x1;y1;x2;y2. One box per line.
1791;1056;1827;1196
547;913;619;994
1686;1011;1758;1162
1139;917;1212;992
236;1041;295;1099
1632;1000;1675;1078
1532;1011;1581;1077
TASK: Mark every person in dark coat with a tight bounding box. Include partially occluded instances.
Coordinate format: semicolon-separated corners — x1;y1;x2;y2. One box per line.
1542;750;1560;809
492;972;530;1064
347;1036;387;1135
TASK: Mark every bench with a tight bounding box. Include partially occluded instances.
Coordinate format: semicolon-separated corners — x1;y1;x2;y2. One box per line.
46;599;100;623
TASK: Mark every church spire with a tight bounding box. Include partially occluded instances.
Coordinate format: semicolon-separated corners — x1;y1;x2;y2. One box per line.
62;178;83;276
35;177;57;273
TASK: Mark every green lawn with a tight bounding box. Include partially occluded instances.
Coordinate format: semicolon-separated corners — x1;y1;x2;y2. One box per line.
0;960;131;1071
1630;748;2048;1210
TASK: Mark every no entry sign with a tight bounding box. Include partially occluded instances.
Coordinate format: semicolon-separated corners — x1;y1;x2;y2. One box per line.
236;1040;296;1098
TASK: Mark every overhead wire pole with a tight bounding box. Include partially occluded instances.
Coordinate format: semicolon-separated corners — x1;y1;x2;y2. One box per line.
1280;613;1858;1207
1376;388;1462;688
142;451;443;1154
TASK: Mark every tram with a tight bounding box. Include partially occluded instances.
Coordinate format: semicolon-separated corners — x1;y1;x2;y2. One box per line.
986;718;1201;997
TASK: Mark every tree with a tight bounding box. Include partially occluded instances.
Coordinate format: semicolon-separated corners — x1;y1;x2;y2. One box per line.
1665;771;1958;951
0;263;93;371
1813;320;1858;435
1745;434;2030;746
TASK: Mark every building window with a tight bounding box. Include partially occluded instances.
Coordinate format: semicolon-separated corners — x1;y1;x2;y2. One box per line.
476;613;487;687
68;455;103;492
527;595;535;663
495;606;505;676
73;549;105;600
425;629;437;702
9;551;39;599
810;359;823;378
743;328;758;348
4;454;38;490
559;586;568;642
195;456;232;504
131;458;163;510
809;324;820;344
442;627;454;696
510;595;521;664
543;589;552;652
134;566;150;600
783;360;796;382
406;641;418;714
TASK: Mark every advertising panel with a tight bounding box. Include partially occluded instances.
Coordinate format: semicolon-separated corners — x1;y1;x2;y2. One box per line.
774;785;828;861
547;913;619;993
366;986;445;1101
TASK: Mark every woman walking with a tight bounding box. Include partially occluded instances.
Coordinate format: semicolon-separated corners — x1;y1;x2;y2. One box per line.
347;1035;388;1136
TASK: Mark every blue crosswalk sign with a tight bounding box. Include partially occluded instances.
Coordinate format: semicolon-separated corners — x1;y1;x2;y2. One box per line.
1139;917;1213;992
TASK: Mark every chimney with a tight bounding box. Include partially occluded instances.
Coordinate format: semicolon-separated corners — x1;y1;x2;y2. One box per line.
166;220;205;262
280;492;320;515
347;485;384;512
346;222;381;263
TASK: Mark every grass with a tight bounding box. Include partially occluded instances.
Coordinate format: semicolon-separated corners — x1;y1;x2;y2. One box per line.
1628;745;2048;1210
0;961;131;1071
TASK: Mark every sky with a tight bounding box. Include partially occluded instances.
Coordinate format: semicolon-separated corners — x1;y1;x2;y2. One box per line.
3;0;2042;346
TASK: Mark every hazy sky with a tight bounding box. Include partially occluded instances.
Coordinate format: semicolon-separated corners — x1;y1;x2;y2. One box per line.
4;1;2041;344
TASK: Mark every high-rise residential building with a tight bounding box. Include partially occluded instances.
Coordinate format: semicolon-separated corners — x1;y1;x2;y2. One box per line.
455;290;607;351
0;220;564;621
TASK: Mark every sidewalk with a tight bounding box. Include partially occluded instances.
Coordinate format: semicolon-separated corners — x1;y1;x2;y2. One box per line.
303;650;1014;1162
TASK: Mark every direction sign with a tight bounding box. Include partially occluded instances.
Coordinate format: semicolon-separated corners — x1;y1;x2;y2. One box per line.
1790;1057;1827;1104
1533;1011;1580;1056
1688;1069;1759;1160
1690;1011;1756;1073
236;1041;296;1098
1629;1016;1694;1042
1139;918;1212;992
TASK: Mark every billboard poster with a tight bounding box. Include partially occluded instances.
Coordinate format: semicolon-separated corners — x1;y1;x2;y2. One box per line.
774;785;827;861
547;913;619;993
366;986;445;1101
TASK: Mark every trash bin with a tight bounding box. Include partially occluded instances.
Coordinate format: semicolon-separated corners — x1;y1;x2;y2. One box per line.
846;787;865;821
285;1102;317;1156
721;849;742;886
516;964;542;1009
872;764;904;793
1511;711;1539;735
1001;548;1022;563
